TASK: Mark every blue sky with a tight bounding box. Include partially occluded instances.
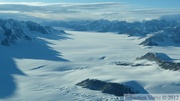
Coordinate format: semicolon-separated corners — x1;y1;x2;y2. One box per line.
0;0;179;9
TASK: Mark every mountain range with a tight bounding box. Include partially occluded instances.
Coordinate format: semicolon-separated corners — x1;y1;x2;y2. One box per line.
1;18;179;47
0;17;180;100
0;19;65;46
43;19;180;46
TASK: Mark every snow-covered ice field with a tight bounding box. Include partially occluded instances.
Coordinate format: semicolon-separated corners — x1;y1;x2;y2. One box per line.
1;30;180;101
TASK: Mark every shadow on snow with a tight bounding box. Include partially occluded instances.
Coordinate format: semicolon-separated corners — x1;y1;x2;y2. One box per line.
0;31;71;99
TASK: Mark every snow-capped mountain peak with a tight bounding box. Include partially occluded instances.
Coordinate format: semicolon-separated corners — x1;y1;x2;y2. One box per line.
0;19;65;46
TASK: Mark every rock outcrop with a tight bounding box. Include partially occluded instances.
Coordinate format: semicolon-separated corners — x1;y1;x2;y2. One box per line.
76;79;138;96
137;52;180;71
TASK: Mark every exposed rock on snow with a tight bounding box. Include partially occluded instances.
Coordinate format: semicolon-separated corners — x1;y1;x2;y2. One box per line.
114;61;151;67
0;19;65;46
140;27;180;46
76;79;138;96
137;52;180;71
139;38;159;46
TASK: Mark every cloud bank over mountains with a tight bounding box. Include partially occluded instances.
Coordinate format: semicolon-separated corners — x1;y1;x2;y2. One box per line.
0;2;180;22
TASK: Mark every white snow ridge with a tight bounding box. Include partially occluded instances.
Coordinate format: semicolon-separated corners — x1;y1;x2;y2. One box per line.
0;19;180;101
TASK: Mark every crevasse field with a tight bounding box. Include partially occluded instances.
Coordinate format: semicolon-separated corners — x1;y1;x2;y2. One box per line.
1;30;180;101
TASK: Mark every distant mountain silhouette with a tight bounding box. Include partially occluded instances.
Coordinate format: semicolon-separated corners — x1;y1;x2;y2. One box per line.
43;19;180;47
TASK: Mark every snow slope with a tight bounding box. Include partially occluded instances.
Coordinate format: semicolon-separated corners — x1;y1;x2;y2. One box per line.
0;19;66;46
1;30;180;101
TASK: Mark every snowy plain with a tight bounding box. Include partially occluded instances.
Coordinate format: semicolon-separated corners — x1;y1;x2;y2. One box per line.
1;30;180;101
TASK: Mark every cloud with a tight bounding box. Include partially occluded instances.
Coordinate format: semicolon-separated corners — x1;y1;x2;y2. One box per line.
0;2;180;22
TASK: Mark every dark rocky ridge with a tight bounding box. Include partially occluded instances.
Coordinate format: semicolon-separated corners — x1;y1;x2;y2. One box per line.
76;79;138;96
114;61;151;67
0;19;64;46
137;52;180;71
139;38;159;46
140;27;180;46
